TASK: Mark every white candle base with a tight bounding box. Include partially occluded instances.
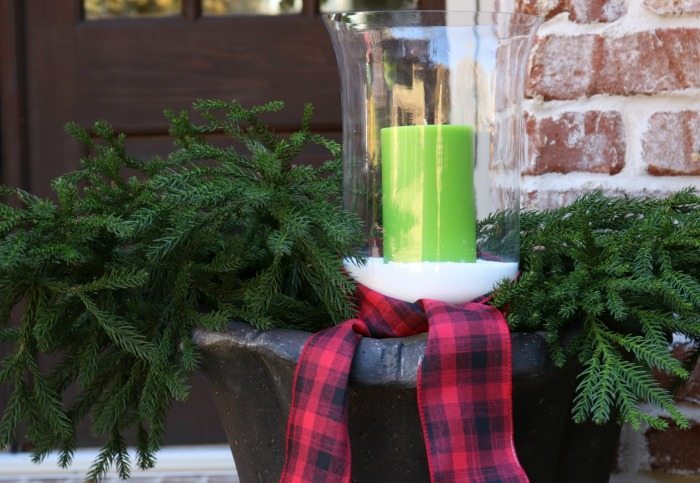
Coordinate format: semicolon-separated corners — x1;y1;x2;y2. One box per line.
344;257;518;304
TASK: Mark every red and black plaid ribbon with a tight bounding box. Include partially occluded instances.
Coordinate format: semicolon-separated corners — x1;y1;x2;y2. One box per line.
280;285;528;483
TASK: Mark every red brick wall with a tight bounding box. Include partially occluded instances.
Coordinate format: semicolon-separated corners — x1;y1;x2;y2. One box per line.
615;337;700;480
515;1;700;479
518;0;700;211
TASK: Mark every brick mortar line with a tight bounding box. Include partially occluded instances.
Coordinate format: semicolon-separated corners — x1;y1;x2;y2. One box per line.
616;424;653;475
522;172;700;195
537;0;700;38
524;91;700;117
637;401;700;420
620;103;649;177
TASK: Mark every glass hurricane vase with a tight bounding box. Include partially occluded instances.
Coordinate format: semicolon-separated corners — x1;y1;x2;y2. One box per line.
324;7;542;303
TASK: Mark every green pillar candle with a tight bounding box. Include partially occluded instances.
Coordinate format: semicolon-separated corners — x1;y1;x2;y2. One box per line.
381;124;476;263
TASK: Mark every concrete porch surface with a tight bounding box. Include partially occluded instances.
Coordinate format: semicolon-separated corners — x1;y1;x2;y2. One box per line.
0;445;239;482
2;444;699;482
611;476;700;482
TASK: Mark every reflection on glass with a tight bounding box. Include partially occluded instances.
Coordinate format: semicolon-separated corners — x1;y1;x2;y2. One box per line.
320;0;418;12
84;0;181;20
203;0;302;15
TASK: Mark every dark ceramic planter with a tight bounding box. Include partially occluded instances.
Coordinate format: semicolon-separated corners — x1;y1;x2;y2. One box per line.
194;322;620;483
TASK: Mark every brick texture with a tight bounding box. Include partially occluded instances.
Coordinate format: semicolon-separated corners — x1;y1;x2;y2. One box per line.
644;0;700;15
517;0;626;22
617;341;700;479
527;35;598;100
597;29;700;96
643;111;700;175
517;0;568;19
569;0;627;22
646;421;700;474
522;189;589;210
651;338;700;404
525;111;625;175
676;361;700;404
528;30;700;100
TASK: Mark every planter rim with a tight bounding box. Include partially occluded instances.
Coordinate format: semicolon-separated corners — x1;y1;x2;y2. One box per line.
194;321;555;387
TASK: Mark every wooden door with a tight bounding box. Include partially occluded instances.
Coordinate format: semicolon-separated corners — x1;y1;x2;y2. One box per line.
0;0;444;448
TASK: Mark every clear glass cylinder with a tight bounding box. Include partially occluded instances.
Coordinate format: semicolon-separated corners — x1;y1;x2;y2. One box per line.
324;8;542;303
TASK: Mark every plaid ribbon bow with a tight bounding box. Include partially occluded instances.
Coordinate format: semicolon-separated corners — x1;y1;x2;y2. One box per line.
280;285;528;483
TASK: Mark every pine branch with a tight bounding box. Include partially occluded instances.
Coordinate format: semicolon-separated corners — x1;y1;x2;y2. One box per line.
493;189;700;429
0;100;362;479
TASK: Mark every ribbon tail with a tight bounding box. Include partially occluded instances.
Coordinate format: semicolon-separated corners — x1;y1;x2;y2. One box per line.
280;320;366;483
418;299;529;483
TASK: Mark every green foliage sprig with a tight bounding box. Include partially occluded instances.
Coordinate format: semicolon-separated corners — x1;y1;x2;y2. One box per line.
0;100;362;479
491;190;700;431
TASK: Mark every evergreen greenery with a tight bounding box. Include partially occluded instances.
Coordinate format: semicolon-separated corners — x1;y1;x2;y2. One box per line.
0;99;361;479
490;190;700;431
0;98;698;479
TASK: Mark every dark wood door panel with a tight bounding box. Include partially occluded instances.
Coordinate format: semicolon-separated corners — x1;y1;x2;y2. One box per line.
69;372;228;448
124;131;342;166
24;1;341;197
24;1;82;197
0;0;29;191
73;16;341;132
